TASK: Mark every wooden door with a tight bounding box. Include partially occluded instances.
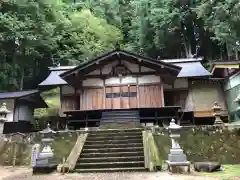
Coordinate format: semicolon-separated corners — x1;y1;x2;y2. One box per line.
105;87;112;109
121;85;130;109
112;86;121;109
105;85;138;110
129;85;137;108
81;88;104;110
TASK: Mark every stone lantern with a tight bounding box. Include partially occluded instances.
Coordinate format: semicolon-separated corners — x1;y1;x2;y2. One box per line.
211;102;224;125
34;123;57;173
233;92;240;119
166;119;190;173
0;102;10;122
0;102;11;134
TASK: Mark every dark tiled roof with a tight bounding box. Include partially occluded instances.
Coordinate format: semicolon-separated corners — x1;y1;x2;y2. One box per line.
60;49;181;78
49;66;76;71
38;57;212;86
38;70;67;86
0;90;39;99
174;62;211;77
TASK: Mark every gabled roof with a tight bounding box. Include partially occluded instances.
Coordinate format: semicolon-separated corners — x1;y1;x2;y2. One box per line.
0;90;39;99
0;90;48;108
38;70;68;86
210;60;240;74
161;57;212;77
38;51;212;87
60;49;181;79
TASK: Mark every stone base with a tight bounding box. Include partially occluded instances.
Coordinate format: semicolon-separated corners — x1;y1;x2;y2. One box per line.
194;162;221;172
32;164;57;174
168;149;187;162
166;161;190;173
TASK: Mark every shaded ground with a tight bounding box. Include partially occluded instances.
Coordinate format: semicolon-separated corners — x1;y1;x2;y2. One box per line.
0;166;239;180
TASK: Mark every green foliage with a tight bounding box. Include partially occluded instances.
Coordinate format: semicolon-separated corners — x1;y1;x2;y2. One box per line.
0;0;239;92
34;88;60;118
199;164;240;179
0;0;122;91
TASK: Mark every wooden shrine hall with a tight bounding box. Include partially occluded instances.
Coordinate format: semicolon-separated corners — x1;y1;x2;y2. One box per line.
39;48;228;128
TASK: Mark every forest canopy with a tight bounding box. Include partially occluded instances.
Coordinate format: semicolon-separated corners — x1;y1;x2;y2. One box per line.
0;0;239;91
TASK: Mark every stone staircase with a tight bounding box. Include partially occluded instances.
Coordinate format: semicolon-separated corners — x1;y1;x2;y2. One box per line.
75;128;146;172
101;110;140;125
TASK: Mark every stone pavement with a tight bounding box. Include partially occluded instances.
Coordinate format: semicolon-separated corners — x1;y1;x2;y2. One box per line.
0;167;219;180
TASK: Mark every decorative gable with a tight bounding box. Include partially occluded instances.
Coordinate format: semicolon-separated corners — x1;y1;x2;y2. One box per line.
109;62;131;77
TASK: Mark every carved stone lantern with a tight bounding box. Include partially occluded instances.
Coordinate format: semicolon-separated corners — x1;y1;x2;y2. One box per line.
34;123;57;174
233;91;240;118
211;102;224;125
0;102;11;134
166;119;190;173
0;102;10;122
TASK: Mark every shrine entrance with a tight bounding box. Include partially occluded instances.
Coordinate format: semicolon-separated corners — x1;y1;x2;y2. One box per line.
105;85;137;109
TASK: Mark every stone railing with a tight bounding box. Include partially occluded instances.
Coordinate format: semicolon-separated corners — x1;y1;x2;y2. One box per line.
142;130;162;171
61;133;88;172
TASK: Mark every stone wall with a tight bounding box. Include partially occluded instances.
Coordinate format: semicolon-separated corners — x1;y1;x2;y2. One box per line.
154;126;240;164
0;131;79;166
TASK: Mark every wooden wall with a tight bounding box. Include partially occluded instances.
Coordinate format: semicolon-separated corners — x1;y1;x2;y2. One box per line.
139;85;162;108
190;81;227;117
80;88;104;110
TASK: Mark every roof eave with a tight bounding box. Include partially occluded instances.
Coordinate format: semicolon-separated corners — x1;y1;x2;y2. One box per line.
60;49;182;79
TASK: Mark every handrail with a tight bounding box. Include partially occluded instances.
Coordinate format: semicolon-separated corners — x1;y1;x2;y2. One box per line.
62;133;88;172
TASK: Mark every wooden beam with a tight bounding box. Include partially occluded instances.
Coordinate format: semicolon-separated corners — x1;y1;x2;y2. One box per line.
103;78;106;109
194;110;214;117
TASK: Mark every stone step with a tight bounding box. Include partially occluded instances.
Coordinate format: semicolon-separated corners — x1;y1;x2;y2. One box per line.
78;156;144;163
82;147;144;153
83;143;143;149
80;151;144;158
74;167;146;173
99;123;143;129
102;110;139;115
88;131;142;137
75;161;145;169
85;138;143;145
102;112;139;116
87;135;142;141
101;118;140;123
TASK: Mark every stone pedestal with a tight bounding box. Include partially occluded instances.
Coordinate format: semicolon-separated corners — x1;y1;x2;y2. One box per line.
166;119;190;173
211;102;224;125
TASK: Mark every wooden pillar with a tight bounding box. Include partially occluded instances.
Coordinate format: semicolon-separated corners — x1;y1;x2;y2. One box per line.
136;76;140;108
103;78;106;109
74;88;77;110
160;77;165;107
85;113;88;128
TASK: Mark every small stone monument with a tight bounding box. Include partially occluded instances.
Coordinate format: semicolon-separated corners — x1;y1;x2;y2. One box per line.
166;119;190;173
33;123;57;174
0;102;11;134
211;102;224;125
31;144;41;167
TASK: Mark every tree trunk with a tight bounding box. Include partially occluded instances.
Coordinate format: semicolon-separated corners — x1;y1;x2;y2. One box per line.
226;43;231;60
19;68;24;91
235;49;239;60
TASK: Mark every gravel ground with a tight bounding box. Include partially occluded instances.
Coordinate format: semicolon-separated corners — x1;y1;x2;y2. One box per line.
0;167;219;180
